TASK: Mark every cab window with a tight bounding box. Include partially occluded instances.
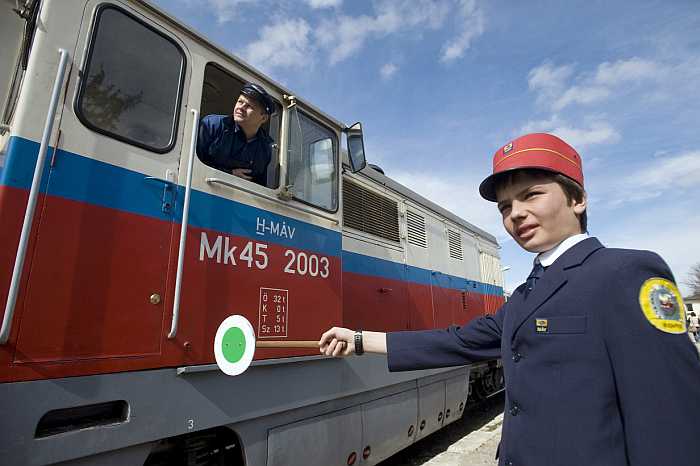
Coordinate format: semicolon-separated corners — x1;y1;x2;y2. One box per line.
76;5;185;152
199;63;281;189
287;109;338;211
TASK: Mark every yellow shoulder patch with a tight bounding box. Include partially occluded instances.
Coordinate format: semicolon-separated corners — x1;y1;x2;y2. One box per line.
638;278;686;334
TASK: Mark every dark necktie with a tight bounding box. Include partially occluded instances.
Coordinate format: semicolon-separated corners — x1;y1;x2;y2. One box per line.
525;262;545;296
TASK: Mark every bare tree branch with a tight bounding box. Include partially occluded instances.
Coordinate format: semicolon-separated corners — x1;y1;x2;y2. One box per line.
684;263;700;296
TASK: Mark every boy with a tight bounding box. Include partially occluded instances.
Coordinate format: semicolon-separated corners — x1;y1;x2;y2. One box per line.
319;133;700;466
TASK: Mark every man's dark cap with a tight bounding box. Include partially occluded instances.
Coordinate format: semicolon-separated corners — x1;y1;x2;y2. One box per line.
241;83;275;115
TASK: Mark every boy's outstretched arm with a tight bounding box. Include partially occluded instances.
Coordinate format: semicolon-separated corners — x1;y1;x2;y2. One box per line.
318;328;387;357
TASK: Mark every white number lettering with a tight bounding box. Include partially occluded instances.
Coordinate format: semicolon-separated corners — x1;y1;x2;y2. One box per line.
240;242;253;268
297;252;308;275
255;243;268;269
309;255;319;277
320;257;330;278
283;250;329;278
284;250;296;274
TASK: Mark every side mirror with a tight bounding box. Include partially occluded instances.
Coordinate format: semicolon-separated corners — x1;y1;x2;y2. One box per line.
344;122;367;173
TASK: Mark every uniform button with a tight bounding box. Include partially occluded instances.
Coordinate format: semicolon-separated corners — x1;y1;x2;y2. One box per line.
509;404;520;416
512;352;522;362
505;461;514;466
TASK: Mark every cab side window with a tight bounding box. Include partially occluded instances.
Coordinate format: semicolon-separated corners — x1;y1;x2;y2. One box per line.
199;63;281;189
76;5;185;152
287;110;338;211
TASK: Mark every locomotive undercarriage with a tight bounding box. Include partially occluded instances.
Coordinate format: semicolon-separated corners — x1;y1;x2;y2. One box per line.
468;362;506;402
137;363;505;466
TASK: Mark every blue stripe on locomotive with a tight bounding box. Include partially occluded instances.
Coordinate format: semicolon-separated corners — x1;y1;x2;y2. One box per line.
2;136;503;297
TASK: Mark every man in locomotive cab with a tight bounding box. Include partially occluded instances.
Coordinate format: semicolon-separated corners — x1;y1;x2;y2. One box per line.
319;133;700;466
197;82;274;186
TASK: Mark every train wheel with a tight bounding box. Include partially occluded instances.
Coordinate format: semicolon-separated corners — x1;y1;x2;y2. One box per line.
143;427;243;466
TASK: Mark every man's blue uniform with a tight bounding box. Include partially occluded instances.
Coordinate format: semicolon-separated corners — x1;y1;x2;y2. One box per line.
387;237;700;466
197;114;272;186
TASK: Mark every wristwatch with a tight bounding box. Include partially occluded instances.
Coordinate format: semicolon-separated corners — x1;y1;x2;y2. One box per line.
354;330;364;355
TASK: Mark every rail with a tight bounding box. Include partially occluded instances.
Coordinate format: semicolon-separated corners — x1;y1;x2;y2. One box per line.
168;108;199;339
205;177;340;224
1;49;70;345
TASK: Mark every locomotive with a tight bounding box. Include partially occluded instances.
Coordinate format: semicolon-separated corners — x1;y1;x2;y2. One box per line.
0;1;505;464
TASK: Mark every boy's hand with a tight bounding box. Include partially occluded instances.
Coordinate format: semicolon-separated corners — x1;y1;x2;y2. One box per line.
319;327;355;357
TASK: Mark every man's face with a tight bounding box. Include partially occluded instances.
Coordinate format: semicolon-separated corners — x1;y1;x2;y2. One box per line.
495;172;586;253
233;94;268;132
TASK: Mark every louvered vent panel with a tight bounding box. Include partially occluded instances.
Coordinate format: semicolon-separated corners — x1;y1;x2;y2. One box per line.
448;229;463;260
406;210;427;248
343;179;400;242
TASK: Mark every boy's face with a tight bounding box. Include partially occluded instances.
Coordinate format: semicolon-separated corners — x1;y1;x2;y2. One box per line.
495;172;586;253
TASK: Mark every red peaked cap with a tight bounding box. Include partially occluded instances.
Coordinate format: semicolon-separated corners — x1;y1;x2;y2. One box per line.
478;133;584;202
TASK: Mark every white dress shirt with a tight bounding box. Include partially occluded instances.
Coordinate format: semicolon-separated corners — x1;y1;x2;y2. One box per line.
536;233;590;267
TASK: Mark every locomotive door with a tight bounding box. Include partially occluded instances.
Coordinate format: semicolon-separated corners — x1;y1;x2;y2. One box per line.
13;2;190;364
170;75;343;360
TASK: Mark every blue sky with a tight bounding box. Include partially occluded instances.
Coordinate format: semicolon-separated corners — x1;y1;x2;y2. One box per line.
153;0;700;295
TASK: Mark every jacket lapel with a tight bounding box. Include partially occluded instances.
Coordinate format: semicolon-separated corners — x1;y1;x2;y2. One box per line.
509;237;605;341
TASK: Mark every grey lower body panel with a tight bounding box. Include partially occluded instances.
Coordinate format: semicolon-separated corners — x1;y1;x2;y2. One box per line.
1;355;470;465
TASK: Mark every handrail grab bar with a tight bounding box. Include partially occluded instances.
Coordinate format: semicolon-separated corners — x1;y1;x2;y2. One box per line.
168;108;199;339
0;49;70;345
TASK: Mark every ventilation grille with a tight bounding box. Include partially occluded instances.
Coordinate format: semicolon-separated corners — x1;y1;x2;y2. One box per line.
406;210;427;248
343;179;400;242
448;229;463;260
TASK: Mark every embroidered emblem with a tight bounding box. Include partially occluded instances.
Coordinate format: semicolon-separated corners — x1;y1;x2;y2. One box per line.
503;142;513;154
535;318;548;333
638;278;686;334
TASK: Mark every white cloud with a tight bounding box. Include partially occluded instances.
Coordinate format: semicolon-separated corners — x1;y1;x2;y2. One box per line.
520;117;621;149
552;85;610;112
528;62;575;108
529;58;663;111
243;18;313;71
315;0;451;64
440;0;486;63
550;121;621;149
625;151;700;190
315;14;378;64
306;0;342;9
593;58;661;86
380;63;398;80
615;150;700;202
180;0;256;24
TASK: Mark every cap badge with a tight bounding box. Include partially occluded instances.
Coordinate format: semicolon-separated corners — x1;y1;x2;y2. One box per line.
503;142;513;154
638;278;686;334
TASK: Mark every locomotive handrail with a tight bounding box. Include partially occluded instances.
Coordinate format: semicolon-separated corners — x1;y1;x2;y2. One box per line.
143;176;176;186
205;177;340;225
1;49;70;345
168;108;199;339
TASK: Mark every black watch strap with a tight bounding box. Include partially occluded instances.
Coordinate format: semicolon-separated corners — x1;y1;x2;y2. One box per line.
354;330;364;355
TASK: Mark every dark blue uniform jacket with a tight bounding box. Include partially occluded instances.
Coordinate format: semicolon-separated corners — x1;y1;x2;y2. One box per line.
387;238;700;466
197;114;272;186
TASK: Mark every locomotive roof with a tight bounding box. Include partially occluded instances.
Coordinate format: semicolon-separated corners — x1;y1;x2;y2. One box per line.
357;166;499;246
136;0;499;249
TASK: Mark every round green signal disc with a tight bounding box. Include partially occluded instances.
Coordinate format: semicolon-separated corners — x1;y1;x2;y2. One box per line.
214;315;256;376
221;327;246;363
